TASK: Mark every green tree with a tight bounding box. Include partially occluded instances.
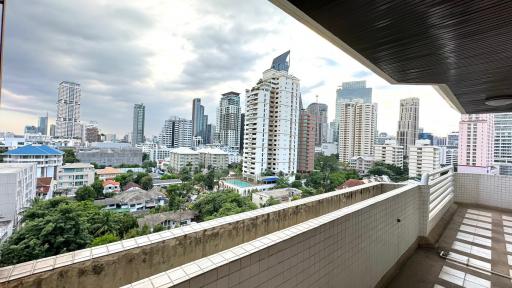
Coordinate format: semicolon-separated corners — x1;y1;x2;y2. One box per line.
75;186;96;201
314;154;340;173
90;234;119;247
152;224;165;233
204;169;216;190
274;177;289;189
62;148;79;163
192;190;257;221
139;175;153;190
91;178;104;197
368;162;408;182
261;196;281;207
114;172;135;187
291;180;303;189
142;152;150;162
160;173;178;180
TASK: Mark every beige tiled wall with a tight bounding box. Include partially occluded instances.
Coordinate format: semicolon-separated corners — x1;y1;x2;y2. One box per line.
125;185;423;288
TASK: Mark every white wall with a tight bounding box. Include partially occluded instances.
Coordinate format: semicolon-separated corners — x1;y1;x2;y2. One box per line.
454;173;512;209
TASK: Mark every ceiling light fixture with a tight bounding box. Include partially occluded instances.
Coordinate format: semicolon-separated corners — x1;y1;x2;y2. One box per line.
485;95;512;107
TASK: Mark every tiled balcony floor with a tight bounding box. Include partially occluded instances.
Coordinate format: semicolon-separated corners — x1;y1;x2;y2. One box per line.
387;205;512;288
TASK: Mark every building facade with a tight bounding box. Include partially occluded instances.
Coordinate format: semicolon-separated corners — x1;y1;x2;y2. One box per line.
440;146;458;167
0;163;37;240
306;102;328;146
198;148;229;170
159;117;192;148
168;147;199;172
335;81;372;141
397;97;419;156
56;81;81;138
239;113;245;155
297;109;316;173
57;163;95;194
38;114;48;135
408;140;441;178
338;101;377;163
77;147;143;167
349;156;375;175
192;98;208;146
493;113;512;175
215;92;241;149
132;103;145;146
242;51;300;180
3;145;64;179
458;114;495;174
374;140;404;167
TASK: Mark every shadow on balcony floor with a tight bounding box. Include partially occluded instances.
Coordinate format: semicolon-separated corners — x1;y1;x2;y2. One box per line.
387;205;512;288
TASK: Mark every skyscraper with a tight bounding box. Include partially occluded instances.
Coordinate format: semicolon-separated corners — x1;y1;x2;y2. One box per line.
335;81;372;141
132;103;145;146
306;102;328;146
215;91;241;149
297;109;316;173
447;132;459;147
239;113;245;155
56;81;81;138
192;98;207;145
338;101;377;163
396;97;419;156
49;124;56;137
242;51;300;180
493;113;512;175
458;114;495;174
38;114;48;135
159;116;192;148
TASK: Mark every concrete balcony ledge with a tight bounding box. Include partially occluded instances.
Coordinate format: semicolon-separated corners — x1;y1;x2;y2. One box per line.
0;182;402;288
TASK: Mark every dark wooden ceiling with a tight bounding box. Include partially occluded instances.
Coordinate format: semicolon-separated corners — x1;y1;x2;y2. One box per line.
287;0;512;113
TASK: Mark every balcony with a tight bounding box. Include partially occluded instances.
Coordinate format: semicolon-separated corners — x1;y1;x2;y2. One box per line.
1;168;512;288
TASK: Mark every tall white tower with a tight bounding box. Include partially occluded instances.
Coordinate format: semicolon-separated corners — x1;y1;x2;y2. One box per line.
56;81;81;139
397;97;419;156
242;51;300;180
215;92;241;149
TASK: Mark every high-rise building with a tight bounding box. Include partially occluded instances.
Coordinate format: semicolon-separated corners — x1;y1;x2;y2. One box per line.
494;113;512;175
338;101;377;163
376;132;395;145
38;114;48;135
418;132;433;144
458;114;495;174
306;102;328;146
327;121;338;143
239;113;245;155
242;51;300;180
297;109;316;173
215;92;241;149
159;116;192;148
335;81;372;140
24;125;38;134
433;136;447;146
85;124;100;143
447;132;459;147
374;140;404;168
397;97;419;156
56;81;81;139
192;98;208;145
409;140;441;178
132;103;145;146
49;124;56;137
440;146;458;167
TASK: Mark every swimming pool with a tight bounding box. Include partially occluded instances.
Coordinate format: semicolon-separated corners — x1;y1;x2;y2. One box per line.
224;179;253;188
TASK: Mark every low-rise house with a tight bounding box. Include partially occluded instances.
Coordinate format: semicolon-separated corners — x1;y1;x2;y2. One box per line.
168;147;199;172
349;156;375;175
137;211;197;231
36;177;54;199
123;182;141;192
96;167;122;180
153;179;182;189
338;179;366;189
251;188;301;207
56;163;95;195
197;148;229;169
103;179;121;194
94;188;167;212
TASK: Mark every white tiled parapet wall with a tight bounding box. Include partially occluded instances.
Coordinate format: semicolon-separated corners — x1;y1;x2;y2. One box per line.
454;173;512;210
0;182;403;288
122;184;424;288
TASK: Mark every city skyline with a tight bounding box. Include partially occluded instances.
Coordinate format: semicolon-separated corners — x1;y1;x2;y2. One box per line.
0;0;460;137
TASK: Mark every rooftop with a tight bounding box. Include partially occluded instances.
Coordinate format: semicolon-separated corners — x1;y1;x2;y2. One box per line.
94;188;166;206
95;167;122;175
136;211;197;227
170;147;199;155
3;145;63;156
0;163;35;173
61;163;93;169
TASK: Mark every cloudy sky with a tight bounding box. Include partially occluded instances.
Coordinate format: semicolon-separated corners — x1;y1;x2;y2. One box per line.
0;0;460;137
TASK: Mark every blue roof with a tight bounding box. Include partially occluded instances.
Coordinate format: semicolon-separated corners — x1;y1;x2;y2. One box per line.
4;145;64;156
261;176;279;182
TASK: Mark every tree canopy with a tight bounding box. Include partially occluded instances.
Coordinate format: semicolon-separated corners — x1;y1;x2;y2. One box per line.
192;190;257;221
62;149;79;164
367;162;409;182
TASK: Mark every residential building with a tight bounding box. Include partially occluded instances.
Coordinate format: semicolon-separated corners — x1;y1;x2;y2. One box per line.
242;51;300;180
38;114;48;135
458;114;496;174
3;145;64;179
49;124;56;137
433;136;447;146
374;140;404;167
148;146;174;162
96;167;123;180
306;102;328;145
297;109;316;173
94;188;167;212
36;177;54;199
418;132;433;144
159;116;192;148
397;97;419;156
197;148;229;170
102;179;121;194
56;163;95;194
168;147;200;172
440;146;458;167
192;98;208;145
215;91;241;149
335;80;372;140
239;113;245;155
408;140;441;178
132;103;145;146
84;122;100;143
349;156;375;175
77;146;142;167
320;142;337;156
338;101;377;163
0;163;37;239
327;121;338;143
24;125;38;134
251;188;301;207
447;131;459;147
493;113;512;176
56;81;81;138
376;132;394;145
